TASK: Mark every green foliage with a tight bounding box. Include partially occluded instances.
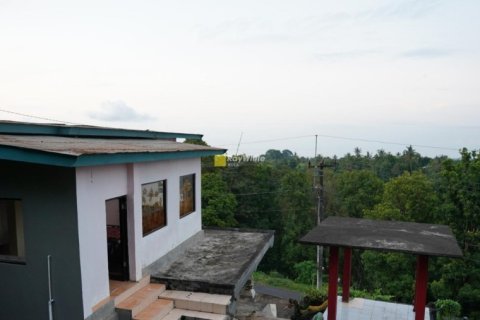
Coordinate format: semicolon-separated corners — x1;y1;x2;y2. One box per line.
293;260;317;285
365;171;438;222
433;149;480;316
361;251;415;303
350;288;393;302
335;170;384;218
364;203;404;221
431;278;453;300
224;162;281;230
201;172;237;227
435;299;461;319
439;148;480;242
254;271;393;302
304;287;327;304
184;138;208;146
253;271;316;293
372;149;400;180
184;138;213;167
278;170;316;276
201;146;480;317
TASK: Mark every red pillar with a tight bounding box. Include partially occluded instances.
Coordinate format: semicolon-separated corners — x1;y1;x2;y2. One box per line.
342;247;352;302
328;246;339;320
414;255;429;320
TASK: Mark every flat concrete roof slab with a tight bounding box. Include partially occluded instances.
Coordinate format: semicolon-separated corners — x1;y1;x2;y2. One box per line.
300;217;462;258
151;228;274;297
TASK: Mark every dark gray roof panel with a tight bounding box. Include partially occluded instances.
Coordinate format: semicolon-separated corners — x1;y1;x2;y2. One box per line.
0;134;223;156
0;120;203;140
299;216;463;258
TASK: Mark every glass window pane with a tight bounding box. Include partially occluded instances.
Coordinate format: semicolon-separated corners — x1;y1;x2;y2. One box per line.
0;200;25;261
141;180;167;236
180;174;195;217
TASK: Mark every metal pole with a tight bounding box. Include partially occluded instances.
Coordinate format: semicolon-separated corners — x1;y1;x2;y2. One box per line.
313;135;324;289
312;136;328;290
316;162;324;289
48;255;54;320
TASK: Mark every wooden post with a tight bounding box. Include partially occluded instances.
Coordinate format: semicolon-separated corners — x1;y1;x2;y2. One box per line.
342;247;352;302
414;255;429;320
328;246;339;320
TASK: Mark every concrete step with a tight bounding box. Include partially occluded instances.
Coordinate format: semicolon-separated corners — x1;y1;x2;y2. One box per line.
161;308;229;320
111;276;151;306
133;299;174;320
159;290;231;315
116;283;166;319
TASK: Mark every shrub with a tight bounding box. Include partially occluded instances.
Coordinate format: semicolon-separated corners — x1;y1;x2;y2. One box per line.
304;288;327;305
293;260;317;285
435;299;461;320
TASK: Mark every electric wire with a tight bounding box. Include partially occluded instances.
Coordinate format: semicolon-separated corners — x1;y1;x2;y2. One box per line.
218;133;463;152
0;108;82;125
1;107;474;152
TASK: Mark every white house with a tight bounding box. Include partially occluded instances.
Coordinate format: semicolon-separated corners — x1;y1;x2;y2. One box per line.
0;121;273;320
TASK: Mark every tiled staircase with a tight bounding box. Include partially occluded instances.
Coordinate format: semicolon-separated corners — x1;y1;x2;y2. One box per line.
112;277;231;320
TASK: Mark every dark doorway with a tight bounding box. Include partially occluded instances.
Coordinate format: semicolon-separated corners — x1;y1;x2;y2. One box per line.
106;196;129;281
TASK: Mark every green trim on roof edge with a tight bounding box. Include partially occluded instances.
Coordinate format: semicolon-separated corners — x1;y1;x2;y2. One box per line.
73;149;225;167
0;145;76;166
0;121;203;140
0;145;226;167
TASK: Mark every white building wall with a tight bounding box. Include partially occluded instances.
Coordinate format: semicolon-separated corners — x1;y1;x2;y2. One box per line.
75;158;202;318
133;158;202;277
76;165;128;319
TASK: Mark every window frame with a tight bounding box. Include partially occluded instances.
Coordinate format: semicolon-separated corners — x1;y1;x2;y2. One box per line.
0;198;26;264
141;180;167;237
179;174;196;218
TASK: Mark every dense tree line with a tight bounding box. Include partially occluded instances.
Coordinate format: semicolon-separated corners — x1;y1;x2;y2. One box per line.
196;142;480;318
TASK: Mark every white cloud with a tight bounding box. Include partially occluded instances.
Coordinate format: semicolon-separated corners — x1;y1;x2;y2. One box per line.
89;101;155;122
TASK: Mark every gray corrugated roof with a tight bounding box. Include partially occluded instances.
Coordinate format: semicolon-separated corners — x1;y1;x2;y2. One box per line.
0;134;222;156
300;216;463;258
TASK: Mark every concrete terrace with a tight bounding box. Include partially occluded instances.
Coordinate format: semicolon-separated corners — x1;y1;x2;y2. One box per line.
324;297;431;320
151;228;274;298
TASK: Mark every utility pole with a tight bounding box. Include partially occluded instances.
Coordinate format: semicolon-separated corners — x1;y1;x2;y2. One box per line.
311;135;323;289
310;137;334;289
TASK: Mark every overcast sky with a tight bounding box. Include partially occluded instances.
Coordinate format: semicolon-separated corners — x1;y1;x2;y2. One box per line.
1;0;479;158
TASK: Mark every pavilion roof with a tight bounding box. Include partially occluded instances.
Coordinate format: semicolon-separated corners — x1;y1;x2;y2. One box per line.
300;217;463;258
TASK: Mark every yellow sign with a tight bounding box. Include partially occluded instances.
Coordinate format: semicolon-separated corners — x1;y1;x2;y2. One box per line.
214;155;227;167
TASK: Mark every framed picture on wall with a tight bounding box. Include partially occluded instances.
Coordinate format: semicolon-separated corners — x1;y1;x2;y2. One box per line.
141;180;167;236
180;174;195;217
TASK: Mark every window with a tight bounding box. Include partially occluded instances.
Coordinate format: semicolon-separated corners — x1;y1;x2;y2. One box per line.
141;180;167;236
0;199;25;263
180;174;195;218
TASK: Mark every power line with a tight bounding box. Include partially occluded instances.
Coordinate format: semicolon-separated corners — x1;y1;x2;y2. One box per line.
315;133;459;152
0;108;82;125
218;135;315;147
0;107;472;152
218;133;461;152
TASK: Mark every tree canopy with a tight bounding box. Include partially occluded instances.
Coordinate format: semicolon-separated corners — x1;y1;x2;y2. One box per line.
200;146;479;318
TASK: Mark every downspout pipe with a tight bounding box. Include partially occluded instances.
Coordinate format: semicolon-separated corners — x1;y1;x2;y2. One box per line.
48;255;55;320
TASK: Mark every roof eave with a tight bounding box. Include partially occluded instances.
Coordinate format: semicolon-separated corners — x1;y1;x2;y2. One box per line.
0;145;226;167
74;149;226;167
